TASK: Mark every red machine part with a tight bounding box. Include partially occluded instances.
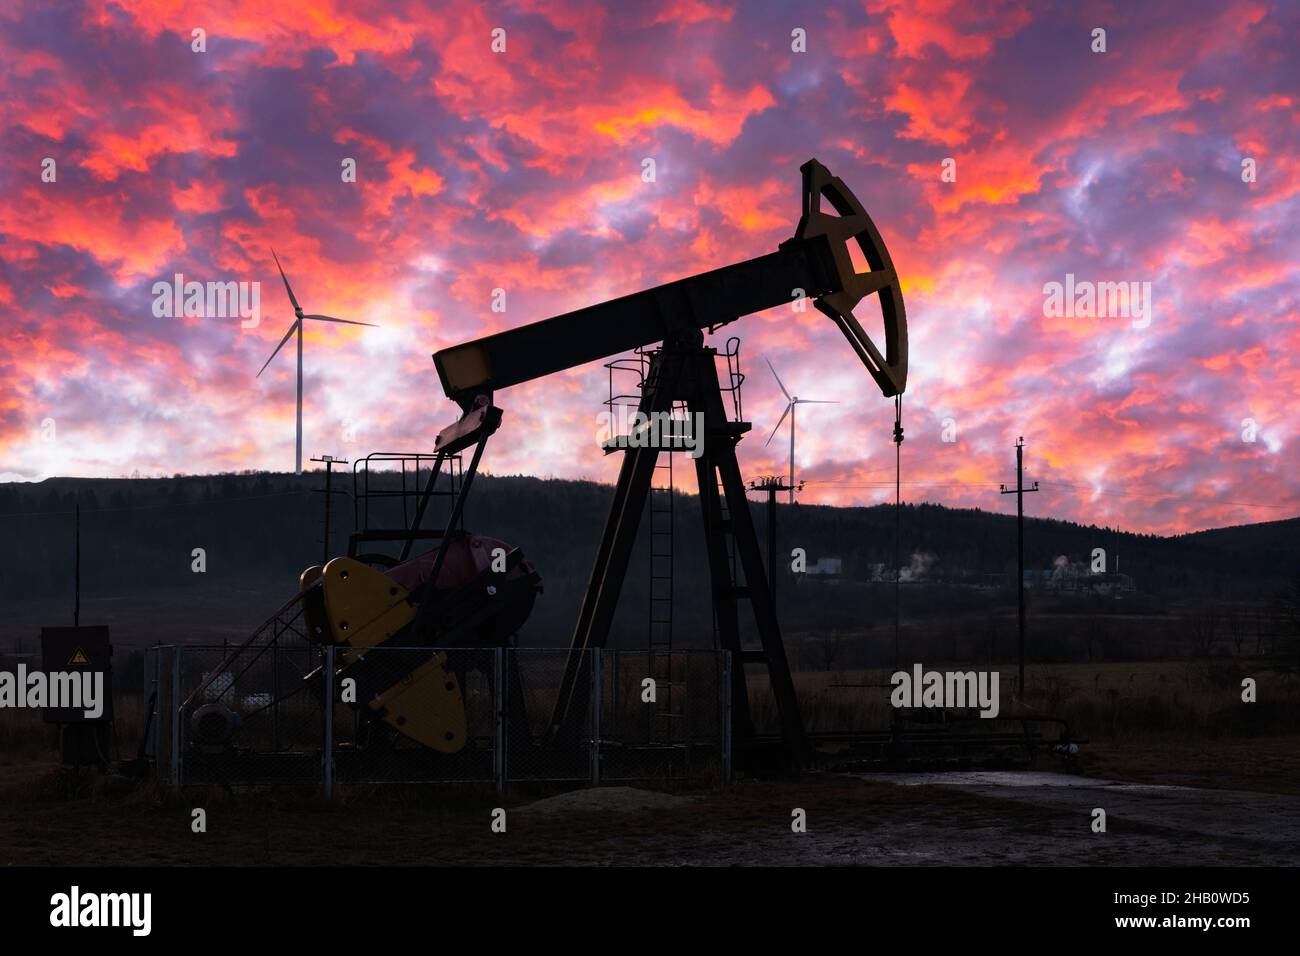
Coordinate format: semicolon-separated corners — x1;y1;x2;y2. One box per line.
384;533;533;594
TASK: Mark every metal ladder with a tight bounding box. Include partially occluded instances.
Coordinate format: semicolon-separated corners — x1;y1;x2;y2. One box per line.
647;441;677;742
648;438;675;652
709;345;744;653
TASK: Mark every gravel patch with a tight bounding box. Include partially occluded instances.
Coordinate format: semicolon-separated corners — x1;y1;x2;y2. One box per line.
517;786;696;817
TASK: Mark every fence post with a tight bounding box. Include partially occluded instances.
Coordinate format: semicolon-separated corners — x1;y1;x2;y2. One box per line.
323;645;335;800
153;646;162;761
590;648;602;786
494;647;505;797
722;650;732;785
170;646;183;788
271;630;281;753
610;650;620;741
144;646;157;762
683;651;691;775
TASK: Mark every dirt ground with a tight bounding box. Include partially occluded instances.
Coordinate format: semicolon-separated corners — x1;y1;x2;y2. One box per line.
2;741;1298;866
834;771;1300;866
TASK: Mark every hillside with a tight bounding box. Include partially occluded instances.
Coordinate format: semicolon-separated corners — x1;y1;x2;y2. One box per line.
1;471;1296;652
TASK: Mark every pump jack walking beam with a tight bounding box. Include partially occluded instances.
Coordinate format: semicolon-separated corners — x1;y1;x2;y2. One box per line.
431;158;908;767
435;160;907;411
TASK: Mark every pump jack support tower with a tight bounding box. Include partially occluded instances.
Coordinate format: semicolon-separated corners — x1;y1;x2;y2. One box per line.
429;159;908;769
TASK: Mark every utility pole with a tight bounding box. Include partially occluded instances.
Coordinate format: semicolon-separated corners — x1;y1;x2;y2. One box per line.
312;455;349;564
74;503;80;627
749;475;799;615
1000;437;1038;700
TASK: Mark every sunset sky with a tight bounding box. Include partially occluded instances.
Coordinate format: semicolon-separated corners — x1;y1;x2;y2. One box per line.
1;0;1296;534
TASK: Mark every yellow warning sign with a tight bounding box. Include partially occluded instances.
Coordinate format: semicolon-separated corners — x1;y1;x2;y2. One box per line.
68;647;89;666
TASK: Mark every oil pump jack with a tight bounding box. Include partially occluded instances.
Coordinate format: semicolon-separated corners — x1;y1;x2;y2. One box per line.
413;157;909;767
180;158;905;775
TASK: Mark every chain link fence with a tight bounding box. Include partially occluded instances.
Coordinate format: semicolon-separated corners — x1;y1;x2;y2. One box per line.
330;646;498;786
143;643;730;794
503;648;589;783
599;650;728;781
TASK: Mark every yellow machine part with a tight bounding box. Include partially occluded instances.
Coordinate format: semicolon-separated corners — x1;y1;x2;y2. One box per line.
317;557;418;649
305;558;466;752
366;652;467;753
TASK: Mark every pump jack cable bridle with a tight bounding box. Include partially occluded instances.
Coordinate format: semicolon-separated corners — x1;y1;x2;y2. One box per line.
893;394;903;674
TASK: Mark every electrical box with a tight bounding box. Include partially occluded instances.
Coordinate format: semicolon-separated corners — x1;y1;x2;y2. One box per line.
39;625;113;724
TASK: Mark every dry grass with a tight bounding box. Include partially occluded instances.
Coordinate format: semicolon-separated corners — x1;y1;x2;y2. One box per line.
1082;736;1300;795
742;659;1300;743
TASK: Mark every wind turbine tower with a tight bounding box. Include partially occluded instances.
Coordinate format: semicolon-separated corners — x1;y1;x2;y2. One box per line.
257;250;377;475
764;356;838;504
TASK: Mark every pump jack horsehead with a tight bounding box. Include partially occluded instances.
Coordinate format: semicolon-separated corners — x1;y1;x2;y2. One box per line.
289;159;906;770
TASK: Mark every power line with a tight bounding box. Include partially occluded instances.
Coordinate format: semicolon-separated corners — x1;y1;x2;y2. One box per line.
806;480;1003;487
1047;480;1296;511
802;478;1297;511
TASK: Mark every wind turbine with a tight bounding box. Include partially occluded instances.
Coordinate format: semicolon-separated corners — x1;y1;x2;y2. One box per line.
764;357;838;504
257;250;376;475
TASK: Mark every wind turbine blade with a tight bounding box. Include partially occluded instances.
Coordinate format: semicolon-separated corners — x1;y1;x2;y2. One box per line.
795;399;839;404
302;314;378;327
764;356;791;402
764;402;793;447
271;248;302;314
256;320;299;377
